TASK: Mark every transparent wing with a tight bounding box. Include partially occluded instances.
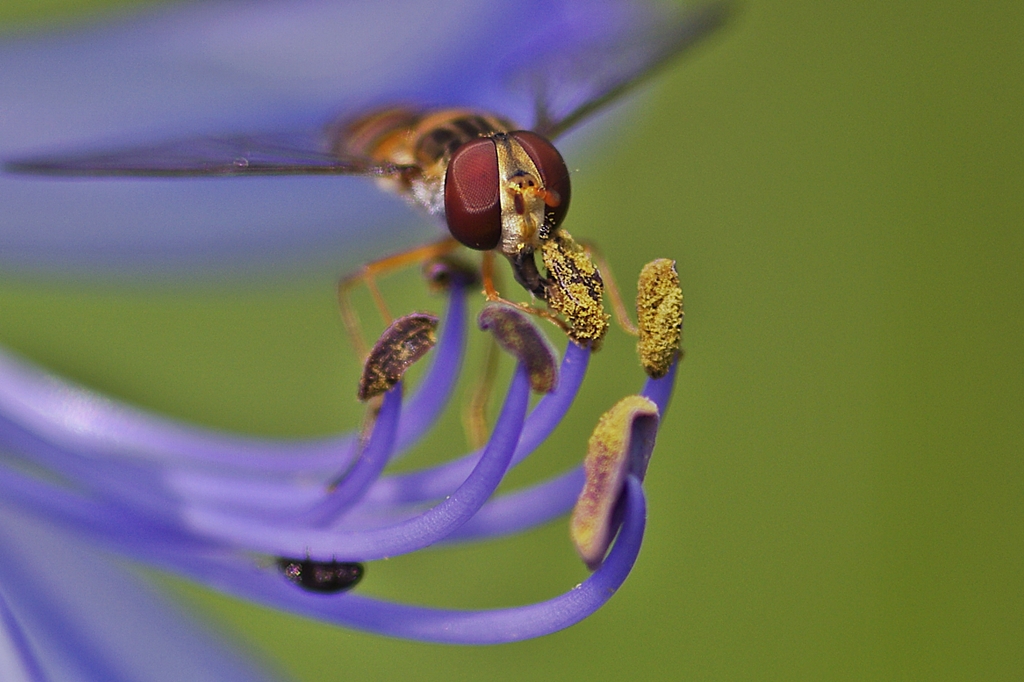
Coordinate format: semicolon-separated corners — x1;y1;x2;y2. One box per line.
0;0;727;277
508;2;732;139
5;131;409;178
1;0;489;275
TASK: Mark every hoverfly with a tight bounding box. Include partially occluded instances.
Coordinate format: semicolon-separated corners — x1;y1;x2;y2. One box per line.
5;2;728;351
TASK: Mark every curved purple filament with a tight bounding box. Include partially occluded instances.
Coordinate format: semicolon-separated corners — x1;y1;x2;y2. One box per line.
181;364;530;560
176;476;647;644
0;280;680;646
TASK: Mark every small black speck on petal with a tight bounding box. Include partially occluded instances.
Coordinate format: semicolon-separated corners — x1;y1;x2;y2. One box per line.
276;557;365;594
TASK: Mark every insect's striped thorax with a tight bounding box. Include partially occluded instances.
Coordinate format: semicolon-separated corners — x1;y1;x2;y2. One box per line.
330;108;516;215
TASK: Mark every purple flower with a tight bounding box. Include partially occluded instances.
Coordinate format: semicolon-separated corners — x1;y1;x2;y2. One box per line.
0;0;704;676
0;279;678;646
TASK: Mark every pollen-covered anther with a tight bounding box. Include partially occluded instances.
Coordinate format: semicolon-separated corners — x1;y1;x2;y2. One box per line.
478;303;558;393
636;258;684;378
358;313;439;401
571;395;660;570
541;229;610;350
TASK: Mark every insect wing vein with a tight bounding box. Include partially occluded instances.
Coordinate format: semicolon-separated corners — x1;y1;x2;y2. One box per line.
5;131;406;178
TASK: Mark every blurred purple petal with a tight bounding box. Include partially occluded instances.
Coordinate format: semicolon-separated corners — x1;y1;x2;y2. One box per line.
0;587;47;682
0;511;277;681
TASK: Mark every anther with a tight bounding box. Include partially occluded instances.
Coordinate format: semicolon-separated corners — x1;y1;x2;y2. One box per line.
478;303;558;394
570;396;660;570
635;259;684;378
541;229;610;350
358;313;439;401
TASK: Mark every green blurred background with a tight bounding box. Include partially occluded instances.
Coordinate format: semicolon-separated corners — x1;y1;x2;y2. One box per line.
2;1;1021;679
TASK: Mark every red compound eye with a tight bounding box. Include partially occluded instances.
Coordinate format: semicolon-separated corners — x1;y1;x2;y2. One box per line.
510;131;571;230
444;137;501;250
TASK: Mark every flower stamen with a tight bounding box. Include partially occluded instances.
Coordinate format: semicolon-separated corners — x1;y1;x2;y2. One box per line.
541;229;610;349
571;396;660;569
636;258;684;379
478;303;558;394
358;313;439;402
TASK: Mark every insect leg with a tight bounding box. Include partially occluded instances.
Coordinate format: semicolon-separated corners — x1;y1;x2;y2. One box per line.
481;250;501;301
461;333;500;450
337;237;460;356
577;240;639;336
481;250;570;333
